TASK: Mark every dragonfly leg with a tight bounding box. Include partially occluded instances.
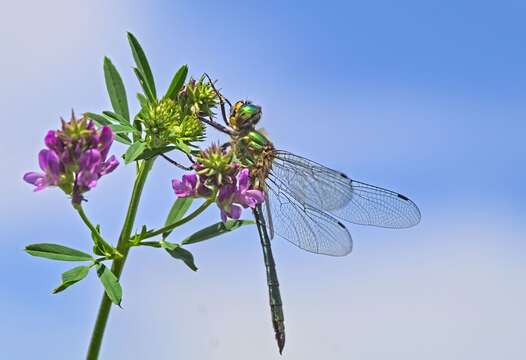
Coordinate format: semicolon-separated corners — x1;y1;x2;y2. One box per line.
198;113;235;135
204;73;232;126
160;154;193;171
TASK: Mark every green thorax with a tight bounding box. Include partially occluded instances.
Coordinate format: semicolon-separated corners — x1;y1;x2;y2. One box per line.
234;130;275;189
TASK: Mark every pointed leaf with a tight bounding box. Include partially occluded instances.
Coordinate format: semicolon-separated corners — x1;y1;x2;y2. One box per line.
135;145;177;161
96;264;122;306
127;32;156;99
91;227;116;257
133;68;156;103
52;265;90;293
181;220;255;245
136;93;149;107
25;243;93;261
163;198;193;239
103;111;132;126
109;123;140;135
103;57;129;122
164;65;188;100
115;133;132;145
85;112;114;126
162;242;197;271
175;140;192;155
124;141;146;164
132;118;143;143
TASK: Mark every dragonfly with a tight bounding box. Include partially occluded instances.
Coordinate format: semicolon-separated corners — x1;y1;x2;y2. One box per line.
190;76;422;354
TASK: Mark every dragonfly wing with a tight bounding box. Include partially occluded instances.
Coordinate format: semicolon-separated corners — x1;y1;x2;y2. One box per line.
261;191;275;240
264;178;353;256
271;150;421;229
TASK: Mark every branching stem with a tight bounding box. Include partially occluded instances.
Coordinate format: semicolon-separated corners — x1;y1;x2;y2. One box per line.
85;158;154;360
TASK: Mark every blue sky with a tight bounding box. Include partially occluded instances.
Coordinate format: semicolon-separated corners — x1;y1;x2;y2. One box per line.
1;1;525;359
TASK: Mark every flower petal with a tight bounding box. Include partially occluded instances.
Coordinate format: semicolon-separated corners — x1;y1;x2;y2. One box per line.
80;149;102;171
99;155;119;175
172;176;196;197
229;204;242;219
237;168;250;192
182;173;198;190
99;126;115;158
220;209;228;223
23;172;44;185
217;184;236;204
77;170;99;189
44;130;62;152
38;149;61;179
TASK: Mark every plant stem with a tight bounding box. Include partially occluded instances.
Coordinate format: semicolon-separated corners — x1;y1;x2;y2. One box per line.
75;205;99;235
138;240;162;248
86;158;154;360
142;198;213;240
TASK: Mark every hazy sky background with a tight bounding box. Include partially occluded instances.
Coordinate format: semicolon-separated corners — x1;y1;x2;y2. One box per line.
1;1;525;359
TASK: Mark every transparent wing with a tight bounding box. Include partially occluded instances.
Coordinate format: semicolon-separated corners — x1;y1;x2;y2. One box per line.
261;177;353;257
271;150;421;228
261;191;275;240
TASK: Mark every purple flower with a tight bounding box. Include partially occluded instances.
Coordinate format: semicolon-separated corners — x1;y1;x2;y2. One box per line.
216;168;265;222
172;174;198;197
23;149;62;191
217;184;242;222
234;168;266;208
23;113;119;203
172;162;265;223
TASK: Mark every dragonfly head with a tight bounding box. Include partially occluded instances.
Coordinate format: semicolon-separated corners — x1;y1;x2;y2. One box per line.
229;100;262;131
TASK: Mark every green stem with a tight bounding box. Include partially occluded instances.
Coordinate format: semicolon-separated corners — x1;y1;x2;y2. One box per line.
75;205;100;236
86;158;154;360
138;240;162;248
142;198;213;240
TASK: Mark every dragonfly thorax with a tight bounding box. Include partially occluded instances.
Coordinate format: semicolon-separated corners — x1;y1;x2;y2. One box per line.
229;100;262;132
234;130;275;189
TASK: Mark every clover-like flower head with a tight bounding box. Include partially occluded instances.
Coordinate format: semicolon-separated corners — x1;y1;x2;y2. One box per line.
23;112;119;204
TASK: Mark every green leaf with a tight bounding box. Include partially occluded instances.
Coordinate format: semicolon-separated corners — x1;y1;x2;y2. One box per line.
115;134;132;145
85;113;133;144
91;226;116;257
103;110;132;126
175;140;192;155
52;265;90;294
124;141;146;164
132;118;143;142
96;264;122;306
109;123;140;135
103;57;130;122
133;68;156;103
135;145;177;161
181;220;255;245
164;65;188;100
136;93;149;108
162;198;193;239
85;112;114;126
161;242;197;271
25;243;93;261
127;32;156;99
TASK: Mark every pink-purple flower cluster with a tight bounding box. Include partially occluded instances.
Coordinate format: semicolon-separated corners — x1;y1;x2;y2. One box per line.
23;113;119;204
172;168;265;222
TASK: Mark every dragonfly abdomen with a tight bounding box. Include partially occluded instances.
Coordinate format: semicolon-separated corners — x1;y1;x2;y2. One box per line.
254;205;286;354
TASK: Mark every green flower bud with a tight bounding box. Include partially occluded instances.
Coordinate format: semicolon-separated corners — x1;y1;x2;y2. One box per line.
195;144;237;186
179;77;218;116
141;98;205;145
